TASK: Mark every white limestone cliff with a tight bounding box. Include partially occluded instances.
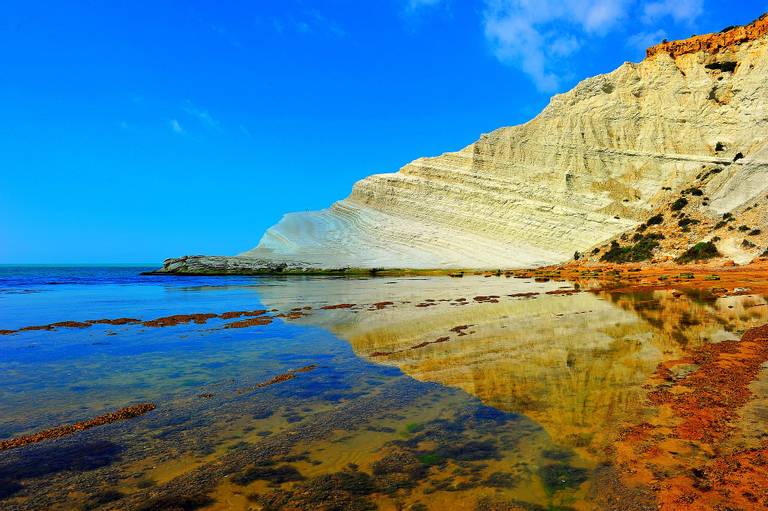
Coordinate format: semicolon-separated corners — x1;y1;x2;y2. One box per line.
240;17;768;269
141;17;768;275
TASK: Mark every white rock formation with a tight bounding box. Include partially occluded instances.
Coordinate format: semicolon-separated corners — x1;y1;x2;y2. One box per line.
241;21;768;269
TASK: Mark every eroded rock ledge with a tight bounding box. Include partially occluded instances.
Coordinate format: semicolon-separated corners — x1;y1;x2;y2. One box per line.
647;13;768;58
146;255;474;275
145;255;409;275
146;255;334;275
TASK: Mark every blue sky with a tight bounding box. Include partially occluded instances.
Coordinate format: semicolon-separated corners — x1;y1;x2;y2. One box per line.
1;1;765;263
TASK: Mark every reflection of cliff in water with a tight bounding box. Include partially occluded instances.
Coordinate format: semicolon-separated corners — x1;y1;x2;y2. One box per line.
605;288;768;350
256;277;768;456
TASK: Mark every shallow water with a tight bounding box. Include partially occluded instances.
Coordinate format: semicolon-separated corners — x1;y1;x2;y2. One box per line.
0;266;766;510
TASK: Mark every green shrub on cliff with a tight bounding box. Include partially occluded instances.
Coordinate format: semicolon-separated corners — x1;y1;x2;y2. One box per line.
671;197;688;211
600;233;663;263
646;214;664;226
676;241;721;264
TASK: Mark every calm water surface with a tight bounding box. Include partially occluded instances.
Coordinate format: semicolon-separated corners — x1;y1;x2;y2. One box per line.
0;266;766;510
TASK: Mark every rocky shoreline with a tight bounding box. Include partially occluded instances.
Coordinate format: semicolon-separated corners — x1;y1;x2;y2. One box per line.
147;254;768;281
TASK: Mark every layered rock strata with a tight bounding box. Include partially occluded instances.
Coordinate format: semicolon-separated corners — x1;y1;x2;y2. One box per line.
160;14;768;272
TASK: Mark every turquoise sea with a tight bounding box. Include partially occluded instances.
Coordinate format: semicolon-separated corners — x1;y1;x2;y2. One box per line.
1;266;766;510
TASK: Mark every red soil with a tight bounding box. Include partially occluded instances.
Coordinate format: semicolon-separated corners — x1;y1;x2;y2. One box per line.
547;260;768;296
449;325;474;336
1;309;275;334
649;326;768;444
88;318;141;325
409;336;450;350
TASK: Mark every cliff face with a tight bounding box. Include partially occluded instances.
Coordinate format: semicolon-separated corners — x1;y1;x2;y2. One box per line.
167;16;751;270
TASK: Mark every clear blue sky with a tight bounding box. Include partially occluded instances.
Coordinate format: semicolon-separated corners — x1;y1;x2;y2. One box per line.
1;1;765;263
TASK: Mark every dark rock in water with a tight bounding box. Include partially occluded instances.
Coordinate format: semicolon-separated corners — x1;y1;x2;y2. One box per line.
472;405;517;424
135;494;216;511
436;440;501;462
82;489;125;510
0;440;124;480
372;449;427;494
0;479;23;500
542;446;575;462
475;495;575;510
232;462;305;486
538;463;590;494
372;449;425;478
484;471;519;488
254;469;378;511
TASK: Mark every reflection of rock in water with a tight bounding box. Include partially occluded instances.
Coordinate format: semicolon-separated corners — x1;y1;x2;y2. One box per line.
258;278;768;457
261;288;656;454
607;289;768;351
342;292;660;455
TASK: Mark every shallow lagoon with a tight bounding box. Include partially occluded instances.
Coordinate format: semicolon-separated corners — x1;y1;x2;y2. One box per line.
0;267;766;510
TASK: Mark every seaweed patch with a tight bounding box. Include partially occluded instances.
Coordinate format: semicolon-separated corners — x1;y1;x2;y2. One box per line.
236;365;318;395
0;404;156;451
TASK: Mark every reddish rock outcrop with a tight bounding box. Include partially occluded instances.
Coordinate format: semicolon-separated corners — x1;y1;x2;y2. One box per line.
320;303;356;310
219;309;267;320
235;365;318;394
0;403;156;451
224;316;273;329
142;313;217;328
647;13;768;59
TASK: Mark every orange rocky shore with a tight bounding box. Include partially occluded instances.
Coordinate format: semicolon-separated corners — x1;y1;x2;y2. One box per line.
538;258;768;295
616;324;768;510
646;12;768;58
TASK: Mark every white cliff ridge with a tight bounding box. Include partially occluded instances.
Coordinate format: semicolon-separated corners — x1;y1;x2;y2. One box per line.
158;16;768;273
